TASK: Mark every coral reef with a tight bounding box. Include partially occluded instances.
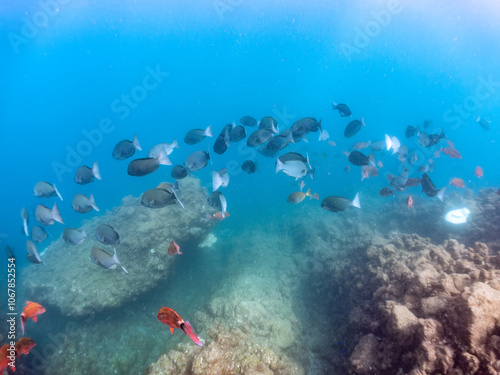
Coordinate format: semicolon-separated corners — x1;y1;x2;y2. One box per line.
145;323;303;375
22;177;214;316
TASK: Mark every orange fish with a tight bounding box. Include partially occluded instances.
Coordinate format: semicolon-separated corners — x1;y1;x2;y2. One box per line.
15;337;36;357
440;147;462;159
21;301;46;335
475;166;483;178
168;241;182;255
450;178;465;188
157;307;202;346
407;195;414;209
0;344;15;372
206;211;230;221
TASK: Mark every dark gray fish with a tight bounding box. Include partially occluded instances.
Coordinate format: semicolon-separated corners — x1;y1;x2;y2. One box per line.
427;130;445;146
348;151;374;167
184;151;210;172
184;126;213;145
258;116;278;133
241;160;257;174
26;240;42;263
344;118;365;138
207;191;223;210
5;245;15;260
379;188;395;197
31;226;48;243
229;126;247;142
63;228;88;245
421;173;446;201
96;224;120;245
265;131;294;153
27;254;42;264
321;193;361;212
141;188;177;208
240;115;257;127
35;203;64;226
21;208;29;236
477;117;491;131
72;194;100;213
74;161;101;184
213;135;228;155
171;165;188;180
90;246;127;273
390;168;409;188
112;134;141;160
128;151;171;177
247;128;274;147
33;181;63;200
405;125;419;138
290;118;322;142
369;140;385;152
397;145;408;162
332;102;352;117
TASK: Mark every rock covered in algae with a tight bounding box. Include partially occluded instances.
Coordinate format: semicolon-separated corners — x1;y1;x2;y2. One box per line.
22;177;214;316
144;323;304;375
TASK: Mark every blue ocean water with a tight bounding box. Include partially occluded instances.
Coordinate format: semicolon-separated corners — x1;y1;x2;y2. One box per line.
1;1;500;374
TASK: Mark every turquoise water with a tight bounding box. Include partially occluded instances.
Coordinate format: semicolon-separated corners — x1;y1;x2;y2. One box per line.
1;1;500;374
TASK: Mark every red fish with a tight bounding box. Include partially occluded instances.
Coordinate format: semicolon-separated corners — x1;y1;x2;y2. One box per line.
440;147;462;159
206;211;230;221
168;241;182;255
361;166;378;181
157;307;202;346
0;344;16;372
475;166;483;178
407;195;413;208
450;178;465;188
21;301;46;335
15;337;36;357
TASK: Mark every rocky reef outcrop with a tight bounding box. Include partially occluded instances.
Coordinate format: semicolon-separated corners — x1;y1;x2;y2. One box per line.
22;177;213;316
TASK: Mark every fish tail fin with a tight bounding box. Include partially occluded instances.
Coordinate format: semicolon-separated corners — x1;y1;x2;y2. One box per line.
172;139;179;149
305;188;312;198
368;152;376;167
361;117;365;126
205;125;213;138
286;130;295;144
89;194;100;212
113;248;128;273
275;158;283;174
212;171;222;192
156;150;172;166
92;160;102;180
437;186;447;202
21;316;25;335
54;183;63;201
351;193;361;209
51;203;64;224
183;321;203;346
306;153;312;169
300;133;309;143
172;190;185;209
385;134;392;151
309;167;315;180
133;134;142;151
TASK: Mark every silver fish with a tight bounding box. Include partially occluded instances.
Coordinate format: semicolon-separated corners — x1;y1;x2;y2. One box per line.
90;246;127;273
183;151;210;172
33;181;63;200
148;140;179;158
26;240;42;263
35;203;64;226
212;168;229;191
72;194;100;213
63;228;88;245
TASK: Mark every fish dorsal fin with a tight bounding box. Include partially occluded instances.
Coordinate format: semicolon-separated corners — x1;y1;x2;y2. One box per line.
33;317;37;322
170;326;174;334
